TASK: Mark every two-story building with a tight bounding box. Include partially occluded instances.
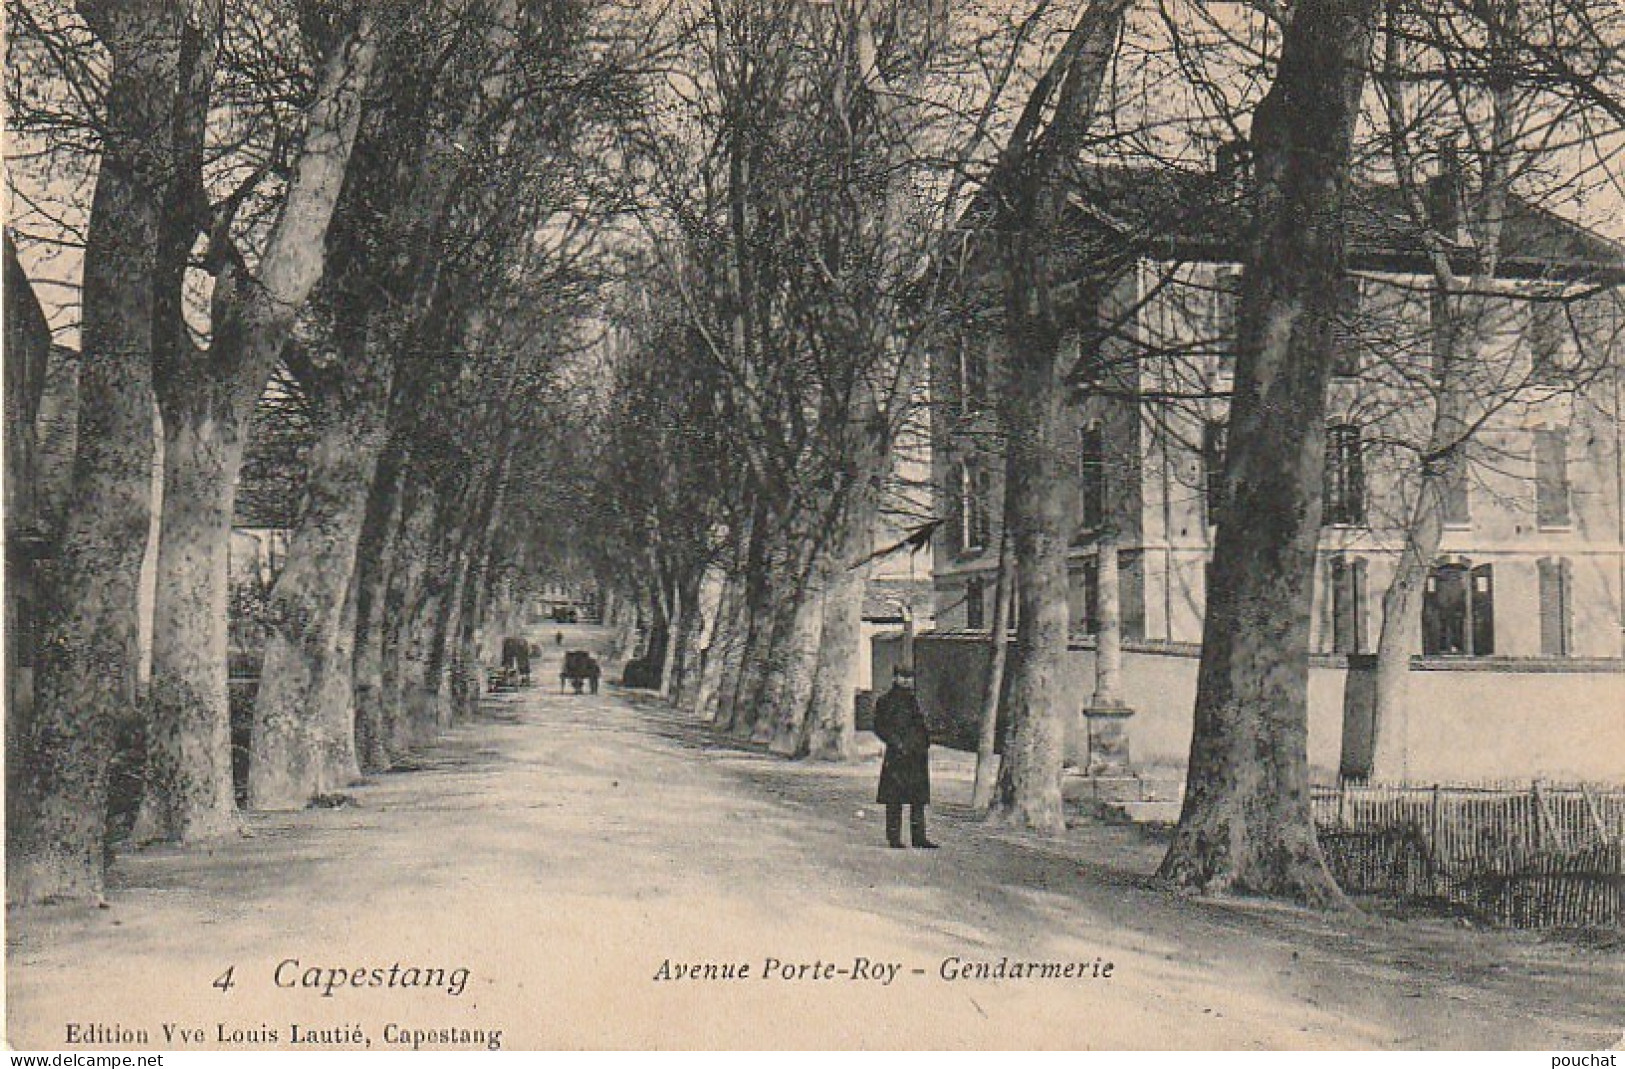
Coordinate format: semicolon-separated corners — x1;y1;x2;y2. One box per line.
925;160;1625;784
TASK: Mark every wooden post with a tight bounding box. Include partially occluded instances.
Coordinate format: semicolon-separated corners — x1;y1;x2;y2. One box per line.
972;529;1013;811
1429;784;1442;898
1533;779;1561;851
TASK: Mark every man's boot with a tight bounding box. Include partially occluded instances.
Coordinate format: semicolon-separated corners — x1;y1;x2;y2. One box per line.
911;805;938;849
886;804;906;848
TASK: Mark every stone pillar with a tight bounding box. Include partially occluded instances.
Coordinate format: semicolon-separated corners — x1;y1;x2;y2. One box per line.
1086;534;1134;774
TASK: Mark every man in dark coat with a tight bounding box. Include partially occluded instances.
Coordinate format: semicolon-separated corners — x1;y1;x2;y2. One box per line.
872;666;937;849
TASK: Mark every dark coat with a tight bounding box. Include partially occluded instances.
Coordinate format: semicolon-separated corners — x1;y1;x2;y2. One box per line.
873;683;930;805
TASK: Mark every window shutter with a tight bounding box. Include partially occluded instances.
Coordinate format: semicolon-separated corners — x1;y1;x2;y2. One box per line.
965;577;985;631
1470;564;1495;656
1331;275;1362;377
1534;430;1571;527
946;463;965;554
1202;419;1228;525
1538;557;1571;657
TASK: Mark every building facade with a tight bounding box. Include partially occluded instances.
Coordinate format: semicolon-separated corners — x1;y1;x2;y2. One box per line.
927;171;1625;781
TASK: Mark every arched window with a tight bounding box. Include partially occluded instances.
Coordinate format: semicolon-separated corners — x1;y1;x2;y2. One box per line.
1323;424;1365;526
1079;424;1105;530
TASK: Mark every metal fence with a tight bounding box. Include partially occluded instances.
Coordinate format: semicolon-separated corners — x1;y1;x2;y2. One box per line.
1312;781;1625;929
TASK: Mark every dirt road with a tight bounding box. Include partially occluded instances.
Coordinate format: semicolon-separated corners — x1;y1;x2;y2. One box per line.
7;634;1622;1050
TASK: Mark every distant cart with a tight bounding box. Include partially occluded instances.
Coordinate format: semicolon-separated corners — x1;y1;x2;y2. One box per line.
560;650;601;694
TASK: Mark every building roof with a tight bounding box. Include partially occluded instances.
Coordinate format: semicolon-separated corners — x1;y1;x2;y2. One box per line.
956;162;1625;287
1072;164;1625;281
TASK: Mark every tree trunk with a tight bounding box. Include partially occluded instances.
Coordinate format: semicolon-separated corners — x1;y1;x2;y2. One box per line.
979;0;1132;834
1369;292;1488;780
7;0;182;905
713;515;766;729
723;572;774;735
607;594;641;664
671;570;709;709
972;525;1014;810
352;438;407;772
742;539;803;741
6;236;57;799
801;555;866;761
248;355;391;809
315;563;363;786
450;445;510;721
140;11;377;837
767;571;826;755
801;475;881;761
417;510;465;730
1158;0;1378;906
988;312;1074;832
380;483;435;756
134;391;244;842
694;567;743;721
1369;476;1445;780
407;582;452;730
454;544;496;721
657;579;684;700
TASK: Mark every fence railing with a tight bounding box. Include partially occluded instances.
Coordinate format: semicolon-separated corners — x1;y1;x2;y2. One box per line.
1312;781;1625;929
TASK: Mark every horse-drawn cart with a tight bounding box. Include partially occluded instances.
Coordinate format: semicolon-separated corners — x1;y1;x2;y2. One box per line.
560;650;601;694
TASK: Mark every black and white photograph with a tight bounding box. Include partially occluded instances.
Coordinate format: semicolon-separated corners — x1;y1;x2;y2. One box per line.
4;0;1624;1052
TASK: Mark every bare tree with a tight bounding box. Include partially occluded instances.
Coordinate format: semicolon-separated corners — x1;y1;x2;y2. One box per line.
139;0;380;842
1157;0;1381;905
977;0;1134;832
1361;0;1624;777
7;0;187;906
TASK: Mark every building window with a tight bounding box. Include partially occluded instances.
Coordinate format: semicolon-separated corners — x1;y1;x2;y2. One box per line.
1323;424;1365;526
1537;557;1573;657
1330;275;1362;378
12;590;36;668
1329;555;1367;654
1079;424;1106;531
958;335;989;416
959;461;992;551
1527;301;1573;386
1071;559;1099;635
1422;561;1495;656
1534;429;1571;527
964;576;986;631
1440;450;1471;527
1213;268;1240;373
1201;419;1227;526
